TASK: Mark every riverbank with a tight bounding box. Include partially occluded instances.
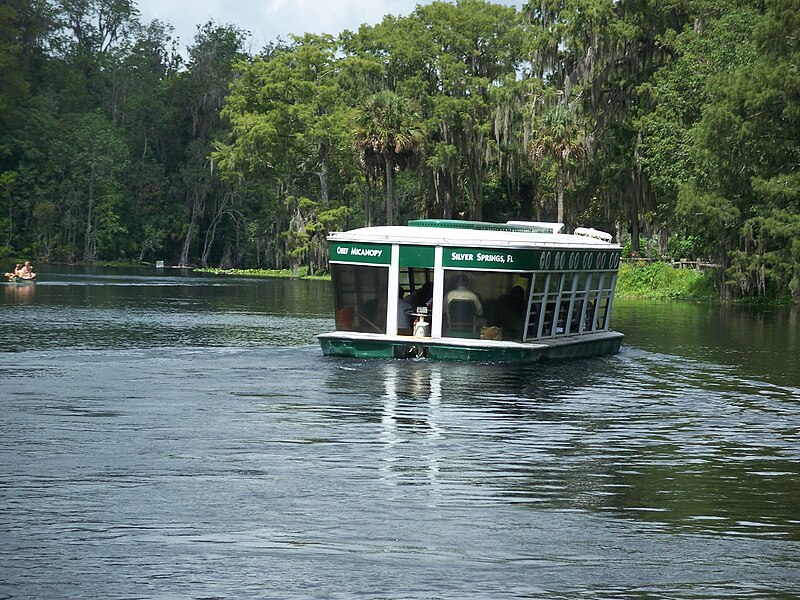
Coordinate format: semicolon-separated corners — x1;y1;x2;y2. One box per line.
194;266;330;280
615;261;717;302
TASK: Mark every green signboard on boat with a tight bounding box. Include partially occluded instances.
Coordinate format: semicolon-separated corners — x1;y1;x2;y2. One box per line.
328;241;620;271
443;247;620;271
329;242;391;265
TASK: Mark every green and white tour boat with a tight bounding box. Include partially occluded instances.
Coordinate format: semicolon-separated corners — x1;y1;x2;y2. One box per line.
318;219;624;362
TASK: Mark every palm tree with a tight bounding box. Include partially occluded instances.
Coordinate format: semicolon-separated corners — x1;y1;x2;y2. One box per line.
529;103;588;226
352;91;425;226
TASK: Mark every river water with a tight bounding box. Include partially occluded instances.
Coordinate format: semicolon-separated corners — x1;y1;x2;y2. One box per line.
1;267;798;599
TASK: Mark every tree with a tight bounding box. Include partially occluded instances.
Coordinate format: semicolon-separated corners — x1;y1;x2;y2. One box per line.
638;4;761;254
51;111;128;261
676;0;800;300
213;34;355;266
352;90;425;225
1;0;794;301
528;102;588;226
173;21;248;267
413;0;525;220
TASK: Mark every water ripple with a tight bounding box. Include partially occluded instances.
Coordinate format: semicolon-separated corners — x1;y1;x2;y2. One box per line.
1;281;799;597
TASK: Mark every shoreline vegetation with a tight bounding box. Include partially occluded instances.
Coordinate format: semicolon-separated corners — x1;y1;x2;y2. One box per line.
20;259;789;304
615;262;717;302
194;267;330;281
194;262;748;304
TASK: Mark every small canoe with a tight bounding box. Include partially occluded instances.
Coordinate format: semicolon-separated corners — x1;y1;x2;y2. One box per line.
4;276;36;285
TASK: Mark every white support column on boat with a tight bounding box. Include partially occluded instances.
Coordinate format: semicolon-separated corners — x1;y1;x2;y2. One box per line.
578;272;593;335
386;244;400;336
590;272;606;332
564;270;580;335
431;246;444;338
605;272;618;330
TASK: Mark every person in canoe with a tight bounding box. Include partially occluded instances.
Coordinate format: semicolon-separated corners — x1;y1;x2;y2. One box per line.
18;261;36;280
6;261;36;281
5;263;23;281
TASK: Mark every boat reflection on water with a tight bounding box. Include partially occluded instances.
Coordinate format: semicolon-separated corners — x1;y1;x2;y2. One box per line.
380;363;444;488
4;281;36;304
322;324;800;545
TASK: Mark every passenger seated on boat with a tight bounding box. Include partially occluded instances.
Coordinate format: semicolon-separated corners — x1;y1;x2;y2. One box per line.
569;301;587;333
444;274;483;317
584;300;596;331
446;299;479;336
542;302;556;336
497;285;526;340
335;306;355;330
397;287;413;335
444;275;484;337
556;303;568;334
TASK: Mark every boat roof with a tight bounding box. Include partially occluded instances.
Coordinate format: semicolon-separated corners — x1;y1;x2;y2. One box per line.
328;220;620;250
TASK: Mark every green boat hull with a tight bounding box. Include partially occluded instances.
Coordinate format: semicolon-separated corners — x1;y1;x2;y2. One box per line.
318;330;623;363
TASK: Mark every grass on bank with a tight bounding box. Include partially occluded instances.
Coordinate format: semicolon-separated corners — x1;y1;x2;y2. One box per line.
615;261;717;301
194;266;330;280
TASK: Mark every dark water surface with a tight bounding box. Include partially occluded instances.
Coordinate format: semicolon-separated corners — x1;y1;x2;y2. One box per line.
1;267;799;598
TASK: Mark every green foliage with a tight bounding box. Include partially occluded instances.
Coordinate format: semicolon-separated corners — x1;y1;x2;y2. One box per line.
195;266;329;280
638;4;761;209
675;183;740;260
616;262;716;301
528;103;588;223
667;236;697;261
670;0;800;301
352;90;426;225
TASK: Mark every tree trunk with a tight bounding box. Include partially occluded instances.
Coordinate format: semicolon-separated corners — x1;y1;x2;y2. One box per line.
200;216;219;267
442;170;455;219
470;174;483;221
84;147;96;262
519;180;533;220
180;189;203;267
385;155;395;226
201;194;231;267
658;227;669;258
629;185;640;255
556;161;565;225
319;154;329;207
364;179;371;227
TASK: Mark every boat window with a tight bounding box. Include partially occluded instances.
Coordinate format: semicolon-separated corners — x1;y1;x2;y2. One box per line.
525;273;545;340
525;272;563;339
591;272;617;331
330;263;388;334
553;272;578;336
441;270;529;340
570;272;593;334
526;272;602;340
